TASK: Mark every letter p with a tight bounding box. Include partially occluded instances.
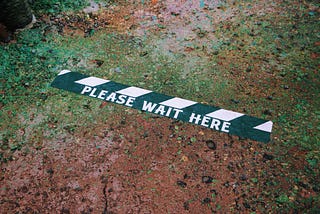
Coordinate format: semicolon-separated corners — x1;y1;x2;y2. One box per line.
80;86;92;94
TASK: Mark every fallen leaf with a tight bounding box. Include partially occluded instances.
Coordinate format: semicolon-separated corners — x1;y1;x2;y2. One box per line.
99;101;108;108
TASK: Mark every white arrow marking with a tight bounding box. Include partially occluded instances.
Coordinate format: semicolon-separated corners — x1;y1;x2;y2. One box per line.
253;121;273;132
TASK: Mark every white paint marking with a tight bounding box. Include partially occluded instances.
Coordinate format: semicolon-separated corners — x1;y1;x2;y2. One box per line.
75;77;110;87
254;121;273;133
116;87;152;98
206;109;244;121
160;97;197;109
58;70;71;75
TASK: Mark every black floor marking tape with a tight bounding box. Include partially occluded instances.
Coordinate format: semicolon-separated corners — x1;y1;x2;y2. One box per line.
51;70;273;143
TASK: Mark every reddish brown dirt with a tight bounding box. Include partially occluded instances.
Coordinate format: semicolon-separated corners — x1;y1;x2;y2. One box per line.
1;111;318;213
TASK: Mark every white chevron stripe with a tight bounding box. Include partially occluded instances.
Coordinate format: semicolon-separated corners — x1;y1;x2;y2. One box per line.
206;109;244;121
253;121;273;132
58;70;71;75
117;87;152;98
160;97;197;109
75;77;110;87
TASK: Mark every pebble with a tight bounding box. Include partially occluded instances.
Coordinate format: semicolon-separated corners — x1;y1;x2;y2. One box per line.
94;59;104;67
210;189;217;195
231;99;240;104
283;85;289;89
239;174;247;181
183;202;189;210
202;176;213;184
140;51;148;57
263;109;272;116
177;180;187;188
46;168;54;174
280;72;287;77
267;96;273;100
205;140;216;150
202;198;211;204
114;67;122;73
297;181;308;189
313;185;320;192
61;208;70;214
171;11;180;16
212;50;219;55
263;153;274;161
243;202;251;209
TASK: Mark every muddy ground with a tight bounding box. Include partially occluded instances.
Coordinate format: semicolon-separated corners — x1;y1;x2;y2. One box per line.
1;0;319;213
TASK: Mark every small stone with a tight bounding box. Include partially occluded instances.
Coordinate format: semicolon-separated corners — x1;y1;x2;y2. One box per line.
120;119;126;125
84;28;95;37
183;201;189;210
202;198;211;204
61;208;70;214
243;202;251;209
263;109;272;116
297;181;308;189
177;180;187;188
205;140;216;150
280;72;287;77
246;66;252;72
312;185;320;192
40;93;48;101
263;153;274;161
239;174;247;181
267;96;273;100
210;189;217;194
227;162;235;171
202;176;213;184
143;132;149;138
140;51;148;57
21;186;28;193
212;50;219;55
171;11;180;16
114;67;121;73
46;168;54;174
94;59;104;67
231;99;240;104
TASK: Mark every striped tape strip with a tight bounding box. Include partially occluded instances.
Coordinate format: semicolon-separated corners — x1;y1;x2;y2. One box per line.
51;70;273;142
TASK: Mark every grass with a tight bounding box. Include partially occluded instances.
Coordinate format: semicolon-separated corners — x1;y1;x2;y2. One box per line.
31;0;90;14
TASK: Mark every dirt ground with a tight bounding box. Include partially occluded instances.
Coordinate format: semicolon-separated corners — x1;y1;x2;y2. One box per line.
1;0;319;213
